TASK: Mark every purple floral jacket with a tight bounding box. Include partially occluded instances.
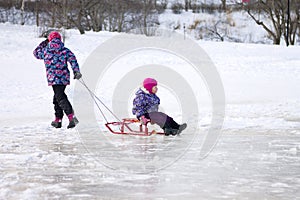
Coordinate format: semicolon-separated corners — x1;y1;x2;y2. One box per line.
132;88;160;118
33;38;80;86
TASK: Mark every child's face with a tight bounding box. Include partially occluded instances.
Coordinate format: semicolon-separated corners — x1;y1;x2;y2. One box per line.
152;86;158;94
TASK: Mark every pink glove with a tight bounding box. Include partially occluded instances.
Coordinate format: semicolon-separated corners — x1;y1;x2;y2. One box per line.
140;115;150;125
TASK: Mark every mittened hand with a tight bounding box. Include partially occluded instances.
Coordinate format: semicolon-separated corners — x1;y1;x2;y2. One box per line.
74;72;82;80
140;115;150;125
40;39;49;47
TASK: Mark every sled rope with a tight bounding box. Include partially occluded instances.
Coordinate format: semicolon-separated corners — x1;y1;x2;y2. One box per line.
78;78;122;123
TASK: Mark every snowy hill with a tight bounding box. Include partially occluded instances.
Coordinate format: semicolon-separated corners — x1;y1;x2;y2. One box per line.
0;23;300;199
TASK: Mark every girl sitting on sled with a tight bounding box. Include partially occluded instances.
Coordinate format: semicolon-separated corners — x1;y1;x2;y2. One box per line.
132;78;187;136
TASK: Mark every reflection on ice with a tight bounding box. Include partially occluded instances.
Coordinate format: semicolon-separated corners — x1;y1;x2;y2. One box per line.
0;124;299;199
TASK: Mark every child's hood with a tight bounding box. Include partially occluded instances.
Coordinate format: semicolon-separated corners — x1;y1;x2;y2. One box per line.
47;38;64;51
136;87;151;95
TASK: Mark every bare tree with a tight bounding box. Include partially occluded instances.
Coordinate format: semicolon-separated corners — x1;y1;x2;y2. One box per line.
285;0;300;45
35;0;40;27
245;0;300;45
86;0;108;32
206;20;227;41
107;0;129;32
185;0;191;11
140;0;159;35
220;0;226;11
20;0;25;25
63;0;86;34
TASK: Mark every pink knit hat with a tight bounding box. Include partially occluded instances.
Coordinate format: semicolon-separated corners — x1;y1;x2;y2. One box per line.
48;31;61;42
143;78;157;93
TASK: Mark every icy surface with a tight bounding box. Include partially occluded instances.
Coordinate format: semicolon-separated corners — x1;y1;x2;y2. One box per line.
0;24;300;199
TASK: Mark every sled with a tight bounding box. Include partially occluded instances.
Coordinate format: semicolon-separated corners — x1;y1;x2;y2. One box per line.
78;79;165;136
105;118;165;136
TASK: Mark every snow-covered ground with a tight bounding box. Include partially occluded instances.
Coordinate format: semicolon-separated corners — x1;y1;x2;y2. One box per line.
0;23;300;199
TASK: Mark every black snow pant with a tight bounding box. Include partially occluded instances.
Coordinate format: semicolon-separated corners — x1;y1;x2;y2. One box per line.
52;85;73;119
144;112;180;130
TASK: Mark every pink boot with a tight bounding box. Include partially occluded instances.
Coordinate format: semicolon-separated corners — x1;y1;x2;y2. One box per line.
67;113;74;121
51;117;62;128
67;113;79;129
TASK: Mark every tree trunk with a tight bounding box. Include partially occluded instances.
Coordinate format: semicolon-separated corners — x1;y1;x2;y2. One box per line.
185;0;191;11
20;0;25;25
221;0;226;11
35;1;39;27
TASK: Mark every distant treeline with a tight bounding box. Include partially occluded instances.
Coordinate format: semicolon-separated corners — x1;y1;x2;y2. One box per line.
0;0;299;45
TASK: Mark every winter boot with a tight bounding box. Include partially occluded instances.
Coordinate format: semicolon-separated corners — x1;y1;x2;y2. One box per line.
177;123;187;134
67;113;79;129
164;128;178;136
164;128;171;136
51;117;62;128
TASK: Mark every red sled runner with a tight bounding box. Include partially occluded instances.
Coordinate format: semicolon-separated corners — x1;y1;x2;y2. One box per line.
105;118;165;136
